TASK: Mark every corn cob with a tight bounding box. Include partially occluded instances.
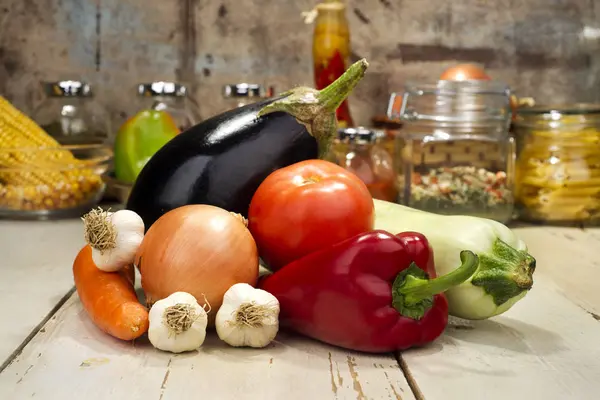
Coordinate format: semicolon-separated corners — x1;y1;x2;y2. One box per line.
0;96;63;148
0;96;104;211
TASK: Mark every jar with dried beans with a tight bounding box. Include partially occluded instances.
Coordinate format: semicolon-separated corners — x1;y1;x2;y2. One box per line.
388;80;515;223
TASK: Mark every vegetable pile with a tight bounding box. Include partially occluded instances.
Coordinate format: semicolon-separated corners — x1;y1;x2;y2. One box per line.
72;59;537;355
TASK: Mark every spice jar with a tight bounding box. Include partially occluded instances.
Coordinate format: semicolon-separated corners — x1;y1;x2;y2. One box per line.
32;80;110;145
222;84;274;109
138;82;198;131
326;127;397;202
388;80;515;223
514;104;600;225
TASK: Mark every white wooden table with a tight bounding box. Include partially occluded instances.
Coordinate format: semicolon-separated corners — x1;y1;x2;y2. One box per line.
0;219;599;400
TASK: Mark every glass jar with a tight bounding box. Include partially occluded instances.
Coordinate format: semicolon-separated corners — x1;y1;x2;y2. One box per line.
222;84;274;109
514;104;600;225
326;127;397;202
138;82;198;131
388;80;515;223
32;80;110;145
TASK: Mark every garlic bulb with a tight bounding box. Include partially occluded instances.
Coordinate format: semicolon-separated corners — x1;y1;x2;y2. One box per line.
148;292;209;353
82;208;144;272
216;283;280;348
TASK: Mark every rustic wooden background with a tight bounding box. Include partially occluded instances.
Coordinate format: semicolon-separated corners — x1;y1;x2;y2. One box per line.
1;0;600;134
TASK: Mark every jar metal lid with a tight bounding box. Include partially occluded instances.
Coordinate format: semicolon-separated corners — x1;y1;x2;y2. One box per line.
516;103;600;116
43;81;92;97
138;82;187;97
223;84;274;98
337;127;382;143
514;103;600;129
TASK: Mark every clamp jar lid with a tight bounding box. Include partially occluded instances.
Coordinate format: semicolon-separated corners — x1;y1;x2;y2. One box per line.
389;80;512;133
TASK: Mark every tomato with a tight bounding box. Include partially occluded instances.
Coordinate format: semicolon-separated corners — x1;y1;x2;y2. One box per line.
248;159;374;271
440;64;491;81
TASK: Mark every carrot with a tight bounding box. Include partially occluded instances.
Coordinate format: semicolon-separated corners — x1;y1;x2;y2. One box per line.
73;245;149;341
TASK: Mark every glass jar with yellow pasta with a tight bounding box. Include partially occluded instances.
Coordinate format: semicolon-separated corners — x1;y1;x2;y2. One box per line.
514;104;600;225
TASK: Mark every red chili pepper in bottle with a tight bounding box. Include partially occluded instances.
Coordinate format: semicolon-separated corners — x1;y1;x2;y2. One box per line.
312;0;354;128
259;230;478;353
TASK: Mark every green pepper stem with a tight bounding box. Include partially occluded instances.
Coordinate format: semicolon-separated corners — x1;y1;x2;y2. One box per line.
257;59;369;157
391;250;479;320
401;251;479;305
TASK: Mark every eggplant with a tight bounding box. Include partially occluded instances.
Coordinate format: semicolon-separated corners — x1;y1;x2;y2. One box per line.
126;59;369;229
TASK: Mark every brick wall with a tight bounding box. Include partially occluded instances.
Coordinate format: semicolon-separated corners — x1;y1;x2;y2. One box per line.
1;0;600;133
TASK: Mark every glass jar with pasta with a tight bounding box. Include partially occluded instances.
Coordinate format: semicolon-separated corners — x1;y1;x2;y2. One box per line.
514;104;600;225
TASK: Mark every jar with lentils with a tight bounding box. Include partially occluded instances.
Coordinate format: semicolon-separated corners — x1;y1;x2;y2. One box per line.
388;80;515;223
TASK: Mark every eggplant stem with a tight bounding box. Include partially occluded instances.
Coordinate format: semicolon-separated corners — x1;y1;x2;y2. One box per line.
318;59;369;112
256;59;369;157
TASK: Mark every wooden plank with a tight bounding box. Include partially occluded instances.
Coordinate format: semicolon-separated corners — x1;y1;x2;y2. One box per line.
0;219;84;368
0;294;415;400
398;274;600;400
513;226;600;316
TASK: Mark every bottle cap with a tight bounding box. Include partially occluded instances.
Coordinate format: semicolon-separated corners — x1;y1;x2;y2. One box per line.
138;82;187;97
222;84;274;98
43;81;92;97
338;127;380;143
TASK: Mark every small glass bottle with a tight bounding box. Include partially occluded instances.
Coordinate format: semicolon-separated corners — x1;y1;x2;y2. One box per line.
311;0;354;128
388;80;515;223
137;82;198;131
514;104;600;226
222;84;274;109
326;127;397;202
32;80;110;145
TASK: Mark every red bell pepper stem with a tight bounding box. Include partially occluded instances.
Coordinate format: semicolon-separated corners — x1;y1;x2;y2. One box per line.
392;250;479;320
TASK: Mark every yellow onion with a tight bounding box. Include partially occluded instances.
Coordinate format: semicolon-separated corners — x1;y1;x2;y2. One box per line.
135;204;259;326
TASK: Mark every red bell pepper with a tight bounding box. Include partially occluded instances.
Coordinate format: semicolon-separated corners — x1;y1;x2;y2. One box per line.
258;230;478;353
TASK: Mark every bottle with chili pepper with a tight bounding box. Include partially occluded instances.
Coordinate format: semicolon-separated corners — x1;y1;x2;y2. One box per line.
308;0;355;128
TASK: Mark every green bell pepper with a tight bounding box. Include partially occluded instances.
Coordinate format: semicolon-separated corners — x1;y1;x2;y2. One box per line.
113;109;180;183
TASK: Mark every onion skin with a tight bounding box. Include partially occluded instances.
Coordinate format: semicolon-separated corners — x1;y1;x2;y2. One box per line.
135;204;259;326
440;64;491;81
